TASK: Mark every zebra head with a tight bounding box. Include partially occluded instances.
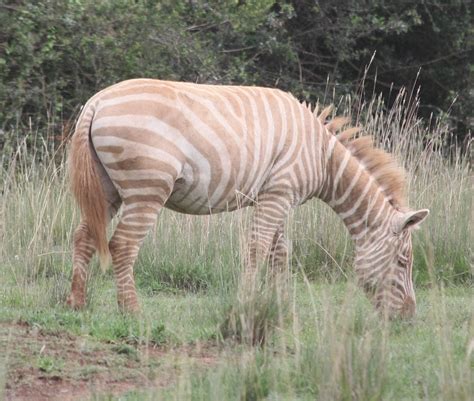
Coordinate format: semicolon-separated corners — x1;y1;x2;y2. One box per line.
355;209;429;319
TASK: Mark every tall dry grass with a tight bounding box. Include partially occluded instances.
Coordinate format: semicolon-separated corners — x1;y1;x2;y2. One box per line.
0;90;472;401
0;89;471;303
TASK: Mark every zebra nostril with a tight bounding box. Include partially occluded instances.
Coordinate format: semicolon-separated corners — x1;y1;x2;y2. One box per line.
401;296;416;318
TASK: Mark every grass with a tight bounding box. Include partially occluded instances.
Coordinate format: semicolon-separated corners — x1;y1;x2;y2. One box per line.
0;90;472;400
1;279;472;400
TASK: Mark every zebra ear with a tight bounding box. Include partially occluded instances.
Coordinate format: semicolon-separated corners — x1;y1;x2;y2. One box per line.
395;209;429;234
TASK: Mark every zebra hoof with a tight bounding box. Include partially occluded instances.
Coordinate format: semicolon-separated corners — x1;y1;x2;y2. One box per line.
117;300;140;315
66;293;85;310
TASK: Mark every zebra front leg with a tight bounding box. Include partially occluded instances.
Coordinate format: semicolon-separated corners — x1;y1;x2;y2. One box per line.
268;225;291;303
109;202;163;313
235;198;291;346
66;221;96;309
244;195;291;291
269;225;289;273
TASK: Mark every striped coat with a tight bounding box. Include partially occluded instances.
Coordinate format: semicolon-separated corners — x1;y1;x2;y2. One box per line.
67;79;428;318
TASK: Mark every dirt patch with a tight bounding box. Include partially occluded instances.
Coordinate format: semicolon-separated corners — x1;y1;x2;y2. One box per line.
1;322;219;401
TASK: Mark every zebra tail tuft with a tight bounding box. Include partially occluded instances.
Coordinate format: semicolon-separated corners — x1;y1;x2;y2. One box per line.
69;102;111;271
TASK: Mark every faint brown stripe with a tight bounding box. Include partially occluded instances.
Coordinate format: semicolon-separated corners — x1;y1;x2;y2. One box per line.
95;145;124;154
105;157;176;173
122;205;159;215
115;178;170;190
123;194;166;205
101;82;177;102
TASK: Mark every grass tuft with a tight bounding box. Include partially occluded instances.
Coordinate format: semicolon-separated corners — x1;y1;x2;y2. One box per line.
219;285;286;346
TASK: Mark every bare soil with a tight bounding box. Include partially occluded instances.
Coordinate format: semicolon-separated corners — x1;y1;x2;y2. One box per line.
1;322;218;401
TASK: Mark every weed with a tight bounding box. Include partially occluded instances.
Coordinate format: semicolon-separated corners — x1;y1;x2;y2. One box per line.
111;344;139;361
37;355;63;374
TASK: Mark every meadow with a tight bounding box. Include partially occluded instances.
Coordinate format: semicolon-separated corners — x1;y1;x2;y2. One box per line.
0;92;472;401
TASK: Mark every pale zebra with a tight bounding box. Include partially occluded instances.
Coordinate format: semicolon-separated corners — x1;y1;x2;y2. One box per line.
66;79;429;318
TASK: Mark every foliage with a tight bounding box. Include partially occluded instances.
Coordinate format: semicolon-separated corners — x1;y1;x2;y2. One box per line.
0;0;294;132
0;0;471;144
286;0;472;142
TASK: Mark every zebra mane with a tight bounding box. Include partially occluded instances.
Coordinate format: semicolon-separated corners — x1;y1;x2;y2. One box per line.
302;102;407;208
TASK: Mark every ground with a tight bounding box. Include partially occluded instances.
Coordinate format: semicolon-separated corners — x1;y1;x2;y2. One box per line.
1;320;218;401
1;281;472;401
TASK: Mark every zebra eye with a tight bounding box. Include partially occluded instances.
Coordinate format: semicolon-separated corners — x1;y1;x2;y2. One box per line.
397;259;404;267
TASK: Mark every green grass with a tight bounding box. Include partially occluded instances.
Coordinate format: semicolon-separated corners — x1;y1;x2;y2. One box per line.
1;277;472;401
0;92;472;400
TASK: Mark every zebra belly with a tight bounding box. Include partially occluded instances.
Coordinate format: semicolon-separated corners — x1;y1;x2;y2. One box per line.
165;176;252;215
160;157;255;214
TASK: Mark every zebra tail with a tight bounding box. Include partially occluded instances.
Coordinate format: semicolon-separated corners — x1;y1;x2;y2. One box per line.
69;101;111;271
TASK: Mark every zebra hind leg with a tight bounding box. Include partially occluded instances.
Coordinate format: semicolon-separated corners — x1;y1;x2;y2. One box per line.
67;193;121;310
66;221;98;309
109;202;164;313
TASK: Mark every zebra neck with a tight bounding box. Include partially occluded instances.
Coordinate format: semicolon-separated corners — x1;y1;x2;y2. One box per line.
318;136;396;243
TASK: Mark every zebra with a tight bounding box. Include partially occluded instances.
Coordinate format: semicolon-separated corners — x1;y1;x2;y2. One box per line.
66;79;429;318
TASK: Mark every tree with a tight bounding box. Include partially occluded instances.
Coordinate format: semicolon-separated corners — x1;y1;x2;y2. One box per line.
0;0;471;145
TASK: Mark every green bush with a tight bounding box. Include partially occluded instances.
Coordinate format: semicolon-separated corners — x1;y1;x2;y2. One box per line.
1;0;471;143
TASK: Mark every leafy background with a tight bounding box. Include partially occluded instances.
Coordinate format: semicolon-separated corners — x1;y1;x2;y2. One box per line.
0;0;472;146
